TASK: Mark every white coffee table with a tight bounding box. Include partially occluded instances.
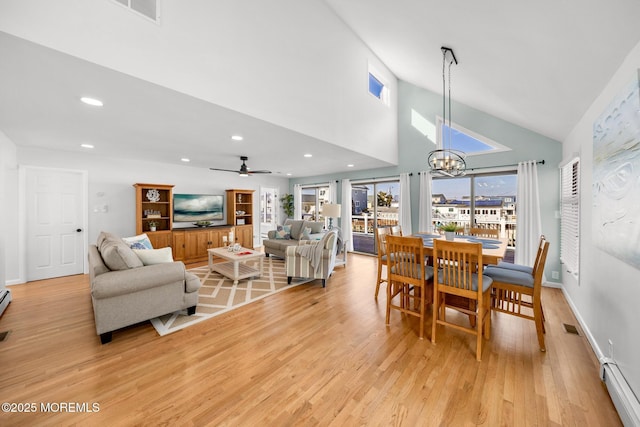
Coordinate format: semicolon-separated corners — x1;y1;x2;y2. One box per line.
207;247;264;285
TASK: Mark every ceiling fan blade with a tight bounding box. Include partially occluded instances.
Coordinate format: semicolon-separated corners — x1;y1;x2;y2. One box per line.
248;170;272;174
209;167;241;173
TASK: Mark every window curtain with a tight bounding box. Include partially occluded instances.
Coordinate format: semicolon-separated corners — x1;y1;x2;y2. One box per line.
418;171;433;233
341;179;353;251
293;184;302;220
516;161;542;266
399;173;412;235
328;181;337;203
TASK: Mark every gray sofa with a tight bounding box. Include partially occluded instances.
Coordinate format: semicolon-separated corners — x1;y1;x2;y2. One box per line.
88;232;201;344
263;219;325;258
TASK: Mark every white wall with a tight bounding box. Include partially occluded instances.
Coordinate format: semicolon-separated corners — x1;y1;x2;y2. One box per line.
5;146;289;284
562;40;640;399
0;0;398;164
0;131;18;287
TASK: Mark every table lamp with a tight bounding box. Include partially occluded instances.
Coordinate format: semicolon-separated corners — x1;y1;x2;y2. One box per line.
322;204;341;229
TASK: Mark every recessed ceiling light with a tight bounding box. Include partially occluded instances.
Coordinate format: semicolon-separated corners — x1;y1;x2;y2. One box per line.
303;154;312;158
286;173;292;176
80;144;94;149
181;158;190;162
231;135;243;141
347;164;354;167
80;97;103;107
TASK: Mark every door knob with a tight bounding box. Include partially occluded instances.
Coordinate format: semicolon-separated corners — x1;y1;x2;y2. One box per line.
76;228;83;232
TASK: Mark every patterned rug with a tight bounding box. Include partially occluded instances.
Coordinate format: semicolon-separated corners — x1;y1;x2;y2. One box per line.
150;257;310;336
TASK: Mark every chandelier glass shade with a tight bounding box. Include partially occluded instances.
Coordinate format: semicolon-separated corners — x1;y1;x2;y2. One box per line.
429;46;466;177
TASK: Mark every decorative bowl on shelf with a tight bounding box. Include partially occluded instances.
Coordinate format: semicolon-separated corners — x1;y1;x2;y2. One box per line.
194;221;212;227
235;210;245;215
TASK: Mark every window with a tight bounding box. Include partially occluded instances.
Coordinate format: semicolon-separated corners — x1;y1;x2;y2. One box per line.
368;64;390;106
351;180;400;254
560;158;580;278
437;118;510;156
432;173;517;246
301;186;330;222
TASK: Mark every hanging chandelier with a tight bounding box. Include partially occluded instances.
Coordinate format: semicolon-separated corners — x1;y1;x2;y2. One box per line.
428;46;466;177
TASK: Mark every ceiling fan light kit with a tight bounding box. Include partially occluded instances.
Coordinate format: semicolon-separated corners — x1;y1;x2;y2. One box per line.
209;156;272;176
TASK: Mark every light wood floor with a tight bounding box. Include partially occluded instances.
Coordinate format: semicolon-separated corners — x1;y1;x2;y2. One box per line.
0;254;620;426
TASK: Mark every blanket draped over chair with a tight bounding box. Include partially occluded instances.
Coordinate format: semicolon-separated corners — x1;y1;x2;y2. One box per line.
286;230;338;287
294;231;334;275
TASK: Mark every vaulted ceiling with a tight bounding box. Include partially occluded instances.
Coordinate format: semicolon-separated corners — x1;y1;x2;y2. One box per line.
2;1;640;177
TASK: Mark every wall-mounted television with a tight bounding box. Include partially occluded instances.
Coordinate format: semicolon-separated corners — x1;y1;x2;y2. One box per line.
173;194;224;223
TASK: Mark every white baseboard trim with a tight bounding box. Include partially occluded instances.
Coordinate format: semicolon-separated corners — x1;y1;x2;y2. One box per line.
562;287;640;426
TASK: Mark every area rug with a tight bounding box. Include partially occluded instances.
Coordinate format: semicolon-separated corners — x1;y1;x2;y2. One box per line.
150;257;311;336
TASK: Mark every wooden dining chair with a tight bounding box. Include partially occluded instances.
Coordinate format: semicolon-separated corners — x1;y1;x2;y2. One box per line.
375;225;404;298
390;225;403;236
469;227;499;239
494;234;546;275
385;235;434;339
431;239;492;361
374;226;393;299
484;239;550;351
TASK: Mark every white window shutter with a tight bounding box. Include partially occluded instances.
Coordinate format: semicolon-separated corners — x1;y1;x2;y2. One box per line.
560;158;580;277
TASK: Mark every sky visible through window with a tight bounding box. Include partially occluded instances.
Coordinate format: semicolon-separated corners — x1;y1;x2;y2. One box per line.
433;174;517;200
442;124;496;153
368;73;384;99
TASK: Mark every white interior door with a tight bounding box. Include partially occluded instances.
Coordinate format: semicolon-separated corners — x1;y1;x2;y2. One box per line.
259;187;278;246
25;167;86;281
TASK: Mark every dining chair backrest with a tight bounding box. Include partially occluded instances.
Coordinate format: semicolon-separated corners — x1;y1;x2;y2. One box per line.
469;227;499;239
386;235;427;285
532;235;547;273
433;239;484;296
390;225;403;236
376;226;392;257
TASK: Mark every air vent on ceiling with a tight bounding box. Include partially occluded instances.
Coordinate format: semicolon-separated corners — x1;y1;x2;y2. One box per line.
112;0;160;23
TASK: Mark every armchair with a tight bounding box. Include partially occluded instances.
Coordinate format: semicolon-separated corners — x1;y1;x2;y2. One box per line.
286;230;338;287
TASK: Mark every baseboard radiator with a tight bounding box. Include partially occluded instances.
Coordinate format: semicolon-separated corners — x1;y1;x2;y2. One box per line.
600;357;640;426
0;289;11;317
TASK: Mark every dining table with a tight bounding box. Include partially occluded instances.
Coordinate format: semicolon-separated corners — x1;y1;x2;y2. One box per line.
412;232;508;266
412;232;509;326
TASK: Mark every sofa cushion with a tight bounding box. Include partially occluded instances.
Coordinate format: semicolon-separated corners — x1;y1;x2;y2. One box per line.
275;225;292;239
284;219;305;241
306;221;324;234
123;233;153;250
99;239;144;271
133;247;173;265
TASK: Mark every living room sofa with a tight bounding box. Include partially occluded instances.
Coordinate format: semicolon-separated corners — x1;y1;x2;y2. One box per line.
263;219;325;258
88;232;201;344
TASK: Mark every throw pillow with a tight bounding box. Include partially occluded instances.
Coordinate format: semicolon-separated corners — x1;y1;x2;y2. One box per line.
308;221;324;234
300;227;312;240
275;225;291;240
122;233;153;250
286;220;305;241
99;239;144;271
133;247;173;265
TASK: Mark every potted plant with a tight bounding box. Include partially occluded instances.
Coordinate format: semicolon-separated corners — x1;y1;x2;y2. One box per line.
148;221;158;232
439;222;458;241
280;193;294;219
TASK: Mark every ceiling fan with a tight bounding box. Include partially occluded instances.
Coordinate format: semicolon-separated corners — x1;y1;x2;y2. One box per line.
209;156;272;176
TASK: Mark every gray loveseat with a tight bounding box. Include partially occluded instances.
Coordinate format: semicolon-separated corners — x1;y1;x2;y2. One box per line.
263;219;325;258
88;232;201;344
